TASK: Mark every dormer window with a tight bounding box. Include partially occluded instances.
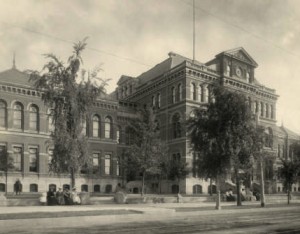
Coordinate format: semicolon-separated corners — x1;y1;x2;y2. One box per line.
246;72;250;83
226;65;231;76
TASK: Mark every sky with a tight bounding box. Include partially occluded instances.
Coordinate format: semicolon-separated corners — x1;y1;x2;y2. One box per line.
0;0;299;134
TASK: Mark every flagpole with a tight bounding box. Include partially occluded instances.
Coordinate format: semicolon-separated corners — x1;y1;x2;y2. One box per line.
193;0;195;63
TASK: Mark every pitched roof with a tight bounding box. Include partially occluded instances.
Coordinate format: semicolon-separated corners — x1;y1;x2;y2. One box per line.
137;52;203;85
0;68;33;88
281;126;300;140
216;47;258;67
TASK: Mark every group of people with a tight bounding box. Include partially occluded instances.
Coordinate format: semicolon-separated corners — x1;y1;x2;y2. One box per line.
40;187;81;206
225;188;236;201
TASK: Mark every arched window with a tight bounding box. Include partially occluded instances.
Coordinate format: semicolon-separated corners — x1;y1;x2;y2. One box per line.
0;100;7;128
178;84;182;101
246;72;250;82
172;113;181;139
226;65;231;76
264;127;273;148
105;184;112;193
48;109;54;133
193;185;202;194
30;184;38;192
49;184;57;192
270;105;274;119
152;96;156;108
191;83;196;100
105;116;113;139
116;158;120;176
92;115;100;137
265;103;269;118
13;102;23;129
199;85;203;102
204;86;209;102
171;87;176;104
0;183;5;192
157;93;161;109
81;117;87;136
29;105;39;131
255;101;259;114
260;102;264;117
116;126;121;143
81;184;88;192
94;185;100;192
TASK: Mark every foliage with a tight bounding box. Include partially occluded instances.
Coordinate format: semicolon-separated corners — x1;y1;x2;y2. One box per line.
168;157;189;183
0;147;14;172
280;143;300;193
30;38;108;187
124;107;168;195
187;85;259;205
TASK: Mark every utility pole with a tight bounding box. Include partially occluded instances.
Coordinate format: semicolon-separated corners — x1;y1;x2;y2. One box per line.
259;151;266;207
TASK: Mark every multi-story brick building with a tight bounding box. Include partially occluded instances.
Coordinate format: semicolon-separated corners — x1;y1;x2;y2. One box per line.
0;47;299;195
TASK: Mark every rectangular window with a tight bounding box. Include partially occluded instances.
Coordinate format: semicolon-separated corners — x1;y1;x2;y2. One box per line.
48;148;53;170
92;153;100;174
116;158;120;176
0;145;6;171
29;148;38;172
13;146;22;171
105;154;111;175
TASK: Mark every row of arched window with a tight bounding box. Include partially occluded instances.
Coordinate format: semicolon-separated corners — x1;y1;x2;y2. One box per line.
171;83;183;104
151;93;161;109
0;100;39;131
190;83;210;102
251;99;275;119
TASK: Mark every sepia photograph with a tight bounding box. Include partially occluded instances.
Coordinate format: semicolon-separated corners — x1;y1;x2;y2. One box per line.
0;0;299;233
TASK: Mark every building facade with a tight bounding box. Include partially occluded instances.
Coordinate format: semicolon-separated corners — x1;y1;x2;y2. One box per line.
0;47;299;195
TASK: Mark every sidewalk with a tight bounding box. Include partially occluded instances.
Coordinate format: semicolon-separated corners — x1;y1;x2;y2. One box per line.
1;200;299;215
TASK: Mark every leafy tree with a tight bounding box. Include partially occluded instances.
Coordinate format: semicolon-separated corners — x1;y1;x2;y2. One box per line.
0;146;14;195
30;39;108;188
187;85;258;206
168;154;189;194
125;107;168;196
279;142;300;204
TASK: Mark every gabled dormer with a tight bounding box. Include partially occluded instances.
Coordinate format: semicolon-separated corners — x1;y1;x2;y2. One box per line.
206;47;258;84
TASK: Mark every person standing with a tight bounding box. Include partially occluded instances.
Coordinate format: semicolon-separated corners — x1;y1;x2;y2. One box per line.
14;179;22;195
56;188;64;205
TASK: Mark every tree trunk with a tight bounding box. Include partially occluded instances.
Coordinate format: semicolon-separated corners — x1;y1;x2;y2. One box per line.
287;190;290;205
70;167;75;189
210;178;213;196
5;170;7;196
235;169;242;206
215;175;221;210
159;174;162;194
141;171;145;196
259;157;265;207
